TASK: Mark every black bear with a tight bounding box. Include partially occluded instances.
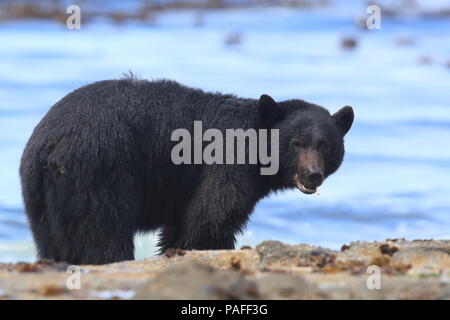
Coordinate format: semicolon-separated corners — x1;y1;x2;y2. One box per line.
20;77;354;265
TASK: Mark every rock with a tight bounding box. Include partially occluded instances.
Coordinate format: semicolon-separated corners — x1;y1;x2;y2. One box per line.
0;240;449;299
256;240;336;268
341;37;358;50
256;240;302;264
336;241;383;264
224;32;242;46
391;247;450;276
395;35;415;46
418;55;433;65
135;262;260;299
255;273;322;299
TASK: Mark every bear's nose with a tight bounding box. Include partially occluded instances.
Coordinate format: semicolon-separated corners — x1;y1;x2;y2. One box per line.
308;171;324;187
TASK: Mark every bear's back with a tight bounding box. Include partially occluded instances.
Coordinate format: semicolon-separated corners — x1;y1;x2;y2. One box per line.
21;78;244;176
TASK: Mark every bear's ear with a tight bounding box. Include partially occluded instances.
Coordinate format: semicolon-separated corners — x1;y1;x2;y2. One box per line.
258;94;283;125
333;106;354;136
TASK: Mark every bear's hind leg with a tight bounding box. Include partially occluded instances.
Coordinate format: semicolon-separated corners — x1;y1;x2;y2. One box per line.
60;227;135;265
21;174;61;261
50;193;138;265
42;169;144;264
28;210;61;261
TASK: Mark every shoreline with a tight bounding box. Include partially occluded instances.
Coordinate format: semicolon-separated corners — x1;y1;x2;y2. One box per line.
0;239;449;299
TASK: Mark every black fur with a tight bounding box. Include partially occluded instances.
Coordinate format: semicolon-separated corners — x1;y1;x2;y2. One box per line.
20;78;353;264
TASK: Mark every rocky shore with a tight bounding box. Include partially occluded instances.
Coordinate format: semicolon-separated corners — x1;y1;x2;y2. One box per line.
0;239;449;299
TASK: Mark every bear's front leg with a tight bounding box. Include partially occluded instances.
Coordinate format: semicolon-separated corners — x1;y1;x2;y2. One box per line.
162;168;262;251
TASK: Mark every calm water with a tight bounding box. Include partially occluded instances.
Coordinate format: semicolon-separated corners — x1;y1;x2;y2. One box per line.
1;3;449;261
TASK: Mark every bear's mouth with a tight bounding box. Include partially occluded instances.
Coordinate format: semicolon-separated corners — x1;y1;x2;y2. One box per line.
294;174;317;195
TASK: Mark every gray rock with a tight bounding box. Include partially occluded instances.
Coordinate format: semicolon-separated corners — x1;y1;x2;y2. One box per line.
134;262;260;299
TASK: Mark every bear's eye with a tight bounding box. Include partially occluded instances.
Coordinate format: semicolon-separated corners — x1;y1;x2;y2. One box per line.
317;140;328;150
291;139;303;148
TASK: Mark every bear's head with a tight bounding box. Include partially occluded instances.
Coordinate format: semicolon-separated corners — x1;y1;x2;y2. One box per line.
258;94;354;194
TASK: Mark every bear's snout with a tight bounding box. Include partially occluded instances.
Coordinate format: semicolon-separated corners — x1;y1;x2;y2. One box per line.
307;170;324;187
295;148;325;194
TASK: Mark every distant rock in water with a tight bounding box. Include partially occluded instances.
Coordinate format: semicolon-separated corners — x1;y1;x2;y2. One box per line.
341;37;358;50
224;32;242;46
395;35;415;46
418;55;433;65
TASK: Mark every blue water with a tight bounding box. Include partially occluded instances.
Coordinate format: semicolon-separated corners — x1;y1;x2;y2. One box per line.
1;3;450;261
